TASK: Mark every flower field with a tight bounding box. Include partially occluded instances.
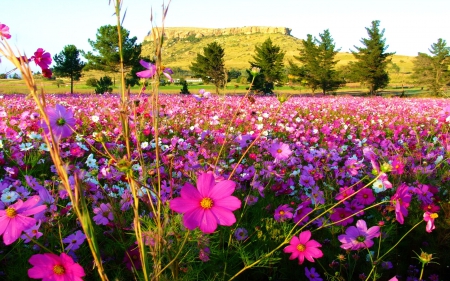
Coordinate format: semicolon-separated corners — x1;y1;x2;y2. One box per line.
0;93;449;280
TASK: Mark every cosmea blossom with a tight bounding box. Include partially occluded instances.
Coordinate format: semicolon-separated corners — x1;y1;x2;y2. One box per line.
40;104;76;140
283;230;323;264
169;172;241;233
28;252;85;281
338;219;380;250
0;22;11;39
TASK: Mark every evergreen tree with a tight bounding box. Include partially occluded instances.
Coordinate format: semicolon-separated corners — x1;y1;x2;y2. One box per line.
248;38;285;94
190;42;226;94
53;45;85;94
83;25;141;82
290;30;342;94
351;20;395;95
413;38;450;96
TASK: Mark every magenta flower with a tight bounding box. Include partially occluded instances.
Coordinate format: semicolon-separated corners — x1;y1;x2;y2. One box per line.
0;195;46;245
338;219;380;250
62;230;86;251
30;48;52;70
0;22;11;39
355;188;375;205
268;142;292;161
329;207;353;226
136;59;157;78
305;267;323;281
40;104;76;141
423;212;438;233
28;252;85;281
390;183;412;224
283;230;323;264
93;203;114;225
274;204;293;222
169;172;241;233
162;66;174;82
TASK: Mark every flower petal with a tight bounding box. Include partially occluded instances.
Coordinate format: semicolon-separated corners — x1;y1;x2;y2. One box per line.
196;173;215;197
214;196;241;211
298;230;312;244
210;206;236;226
209;180;236;200
198;210;218;234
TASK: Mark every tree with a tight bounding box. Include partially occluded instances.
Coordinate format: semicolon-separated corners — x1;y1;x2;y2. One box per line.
53;45;85;94
412;38;450;96
83;25;141;83
248;38;285;94
351;20;395;95
290;30;342;94
190;42;225;94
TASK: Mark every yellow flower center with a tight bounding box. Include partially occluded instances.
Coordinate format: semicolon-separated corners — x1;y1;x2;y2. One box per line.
200;198;213;209
430;213;438;219
277;149;282;153
296;243;305;252
53;264;65;275
6;207;17;218
279;210;285;215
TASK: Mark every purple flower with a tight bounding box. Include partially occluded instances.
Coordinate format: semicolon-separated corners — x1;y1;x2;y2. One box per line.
305;267;323;281
274;204;293;222
62;230;86;251
40;104;76;141
93;203;114;226
169;172;241;234
338;220;380;250
234;227;248;241
391;183;412;224
136;60;157;78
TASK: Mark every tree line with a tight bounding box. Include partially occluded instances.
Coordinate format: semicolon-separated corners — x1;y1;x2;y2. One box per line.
47;21;450;96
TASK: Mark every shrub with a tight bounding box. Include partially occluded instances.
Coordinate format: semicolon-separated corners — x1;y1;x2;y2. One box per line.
85;77;98;87
94;76;113;94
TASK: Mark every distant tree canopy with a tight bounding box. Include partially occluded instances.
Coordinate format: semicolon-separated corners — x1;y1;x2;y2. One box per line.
351;20;394;95
290;29;342;94
83;25;142;85
53;45;85;94
413;38;450;96
190;41;226;94
248;38;285;94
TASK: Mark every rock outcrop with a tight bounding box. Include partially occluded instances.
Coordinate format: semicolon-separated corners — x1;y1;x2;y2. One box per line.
144;26;292;41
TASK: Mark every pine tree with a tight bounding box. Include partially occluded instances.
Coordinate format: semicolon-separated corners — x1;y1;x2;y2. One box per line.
351;20;395;95
290;30;342;94
413;38;450;96
53;45;85;94
248;38;285;94
190;42;225;94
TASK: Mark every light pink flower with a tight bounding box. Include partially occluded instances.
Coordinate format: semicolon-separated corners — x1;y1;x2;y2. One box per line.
169;172;241;233
283;230;323;264
0;195;46;245
136;59;157;78
28;252;85;281
423;212;438;233
0;22;11;39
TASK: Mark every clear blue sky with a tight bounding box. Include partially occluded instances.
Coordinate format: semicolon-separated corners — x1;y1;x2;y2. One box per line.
1;0;449;73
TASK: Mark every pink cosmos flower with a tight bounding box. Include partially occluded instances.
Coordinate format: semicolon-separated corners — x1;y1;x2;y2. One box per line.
169;172;241;233
40;104;76;141
0;195;46;245
21;220;43;243
136;59;157;78
355;188;375;205
283;230;323;264
268;142;292;161
391;183;412;224
423;212;438;233
93;203;114;226
28;252;85;281
0;22;11;39
30;48;52;70
274;204;293;222
329;207;353;226
338;219;380;250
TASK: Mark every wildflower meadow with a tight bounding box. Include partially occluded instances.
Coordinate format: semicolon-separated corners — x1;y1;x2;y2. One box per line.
1;2;450;281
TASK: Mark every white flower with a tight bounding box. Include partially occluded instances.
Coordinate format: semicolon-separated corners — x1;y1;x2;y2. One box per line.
1;190;19;203
435;155;444;165
39;143;50;151
86;154;98;169
91;115;100;123
372;180;386;193
141;141;149;149
0;139;3;149
28;132;42;140
19;142;34;151
132;164;141;171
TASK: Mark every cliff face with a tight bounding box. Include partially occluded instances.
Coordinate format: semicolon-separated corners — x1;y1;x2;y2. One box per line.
144;26;292;41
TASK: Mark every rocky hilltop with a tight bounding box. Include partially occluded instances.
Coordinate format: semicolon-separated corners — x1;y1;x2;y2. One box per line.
144;26;292;41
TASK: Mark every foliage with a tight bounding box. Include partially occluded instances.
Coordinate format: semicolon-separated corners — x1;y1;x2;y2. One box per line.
412;38;450;96
351;20;395;95
179;78;190;94
85;77;98;87
0;73;7;79
248;38;285;94
53;44;85;94
190;41;226;94
290;29;342;94
93;76;113;94
83;25;141;75
227;69;242;82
